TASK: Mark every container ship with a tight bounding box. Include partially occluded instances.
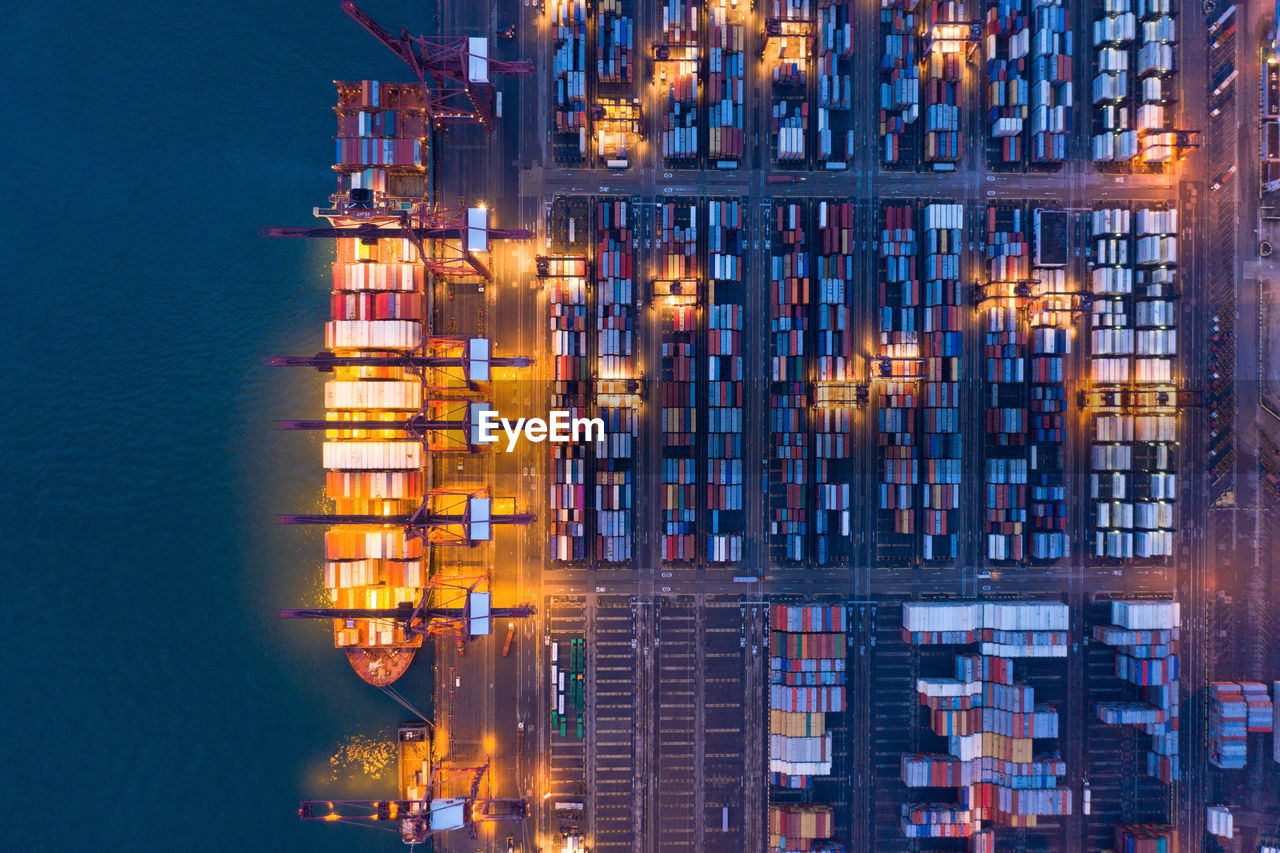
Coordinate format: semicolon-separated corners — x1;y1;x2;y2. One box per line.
277;78;532;686
320;80;432;686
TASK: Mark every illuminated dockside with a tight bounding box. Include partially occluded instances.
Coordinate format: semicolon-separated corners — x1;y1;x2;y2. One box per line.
265;68;537;686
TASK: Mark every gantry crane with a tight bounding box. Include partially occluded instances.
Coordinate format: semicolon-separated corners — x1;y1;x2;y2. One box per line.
301;754;527;843
281;576;534;641
260;200;532;282
282;487;534;546
339;0;533;130
278;399;497;452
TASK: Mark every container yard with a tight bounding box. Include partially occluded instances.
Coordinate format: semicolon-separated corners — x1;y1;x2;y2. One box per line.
921;2;966;169
1027;207;1072;562
708;0;747;165
877;202;921;565
656;0;702;165
813;201;856;565
1093;600;1181;782
594;0;641;166
880;0;922;167
919;203;963;563
769;604;847;839
990;0;1073;166
656;200;701;565
707;199;746;564
816;0;854;167
552;0;588;162
771;201;812;564
765;0;815;167
985;0;1032;167
1091;0;1180;167
544;255;591;563
593;198;639;567
982;204;1031;562
1087;206;1179;560
901;601;1072;840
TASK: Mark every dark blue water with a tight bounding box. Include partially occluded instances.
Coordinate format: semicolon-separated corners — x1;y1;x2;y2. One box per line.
3;3;437;849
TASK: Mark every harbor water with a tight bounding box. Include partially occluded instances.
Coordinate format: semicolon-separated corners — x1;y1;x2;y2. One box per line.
3;2;437;849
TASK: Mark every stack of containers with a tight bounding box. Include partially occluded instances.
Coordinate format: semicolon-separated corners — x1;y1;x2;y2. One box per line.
767;804;839;852
902;602;1071;837
1135;0;1176;164
1028;0;1072;163
334;81;429;183
880;0;922;166
657;202;699;563
769;605;847;787
546;259;590;562
1131;206;1177;557
708;0;746;163
773;101;809;163
594;200;636;564
983;205;1029;562
1028;240;1070;561
817;0;854;163
1208;683;1248;768
985;0;1030;165
1241;682;1274;732
1089;207;1137;559
660;0;700;164
921;203;963;563
550;638;586;738
922;2;963;164
1093;600;1180;782
878;203;920;562
707;200;745;563
814;201;855;565
1206;805;1234;839
902;601;1069;656
323;234;428;650
596;0;633;83
1091;0;1137;162
1208;682;1275;767
1114;825;1176;852
552;0;588;159
772;202;811;563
